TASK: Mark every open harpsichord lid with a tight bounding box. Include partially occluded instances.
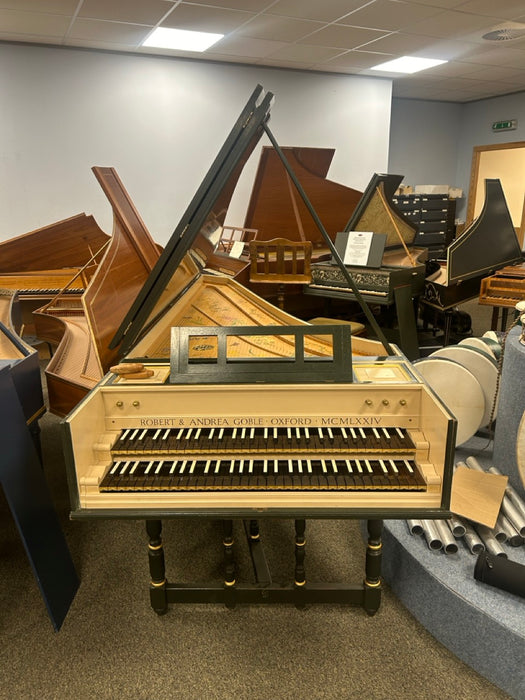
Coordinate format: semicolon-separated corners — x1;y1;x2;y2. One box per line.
109;84;274;357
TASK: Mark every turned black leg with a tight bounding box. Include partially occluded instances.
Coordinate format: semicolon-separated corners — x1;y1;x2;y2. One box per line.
294;519;306;608
223;520;236;608
364;519;382;615
146;519;168;615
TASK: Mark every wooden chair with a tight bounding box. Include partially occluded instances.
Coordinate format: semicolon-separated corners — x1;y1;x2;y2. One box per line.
248;237;312;309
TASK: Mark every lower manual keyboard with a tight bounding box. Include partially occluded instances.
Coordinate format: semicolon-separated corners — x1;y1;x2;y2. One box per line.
99;456;426;492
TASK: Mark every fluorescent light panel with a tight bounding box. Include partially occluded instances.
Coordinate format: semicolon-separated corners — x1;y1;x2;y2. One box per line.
370;56;447;74
142;27;224;52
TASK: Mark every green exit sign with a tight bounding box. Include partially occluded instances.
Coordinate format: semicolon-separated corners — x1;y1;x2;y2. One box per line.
492;119;517;131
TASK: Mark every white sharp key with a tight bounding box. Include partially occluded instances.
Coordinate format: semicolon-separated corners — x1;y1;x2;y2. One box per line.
287;427;292;440
155;461;164;474
218;428;224;440
110;461;122;475
129;461;139;475
321;459;327;473
144;460;154;475
318;427;324;439
176;429;184;440
389;460;398;474
179;460;187;474
208;428;215;440
232;428;237;440
382;428;390;440
296;428;301;439
350;428;357;440
274;460;279;474
306;459;312;474
153;429;161;441
298;460;303;474
355;459;363;473
364;459;373;473
396;428;404;439
250;428;255;439
119;430;130;442
359;428;366;439
341;427;348;439
305;427;310;440
241;428;246;440
214;460;221;474
379;459;387;474
264;427;268;439
138;429;148;440
345;460;352;473
189;461;197;474
185;429;192;439
229;460;235;474
328;428;334;440
130;429;139;441
288;459;293;474
204;460;211;474
162;429;171;441
239;460;244;474
404;459;414;474
273;428;278;440
263;459;268;474
249;460;254;474
331;459;338;473
169;461;178;474
195;428;201;440
372;428;380;439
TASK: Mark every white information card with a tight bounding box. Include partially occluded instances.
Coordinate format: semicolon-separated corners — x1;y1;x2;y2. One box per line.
343;231;375;266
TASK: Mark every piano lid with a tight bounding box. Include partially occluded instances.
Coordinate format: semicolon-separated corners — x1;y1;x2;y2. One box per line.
243;146;362;246
447;178;523;285
0;213;109;273
110;84;274;356
344;173;417;250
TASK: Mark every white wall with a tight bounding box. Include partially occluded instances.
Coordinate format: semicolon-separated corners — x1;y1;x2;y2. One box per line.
389;91;525;223
0;43;392;245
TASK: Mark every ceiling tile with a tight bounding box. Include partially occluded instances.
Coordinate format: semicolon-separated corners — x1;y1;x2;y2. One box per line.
269;0;372;23
323;49;395;69
404;10;501;38
0;9;70;36
361;31;439;54
78;0;174;25
264;42;344;62
235;14;323;42
181;0;273;10
68;18;152;44
298;24;388;49
0;0;78;13
339;0;443;32
453;0;525;20
205;35;288;58
161;4;255;33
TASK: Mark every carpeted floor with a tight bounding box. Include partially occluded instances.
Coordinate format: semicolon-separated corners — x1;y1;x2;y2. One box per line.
0;297;516;700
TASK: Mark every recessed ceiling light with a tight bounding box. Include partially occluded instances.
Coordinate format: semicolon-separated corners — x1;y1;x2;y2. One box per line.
142;27;224;52
370;56;447;74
